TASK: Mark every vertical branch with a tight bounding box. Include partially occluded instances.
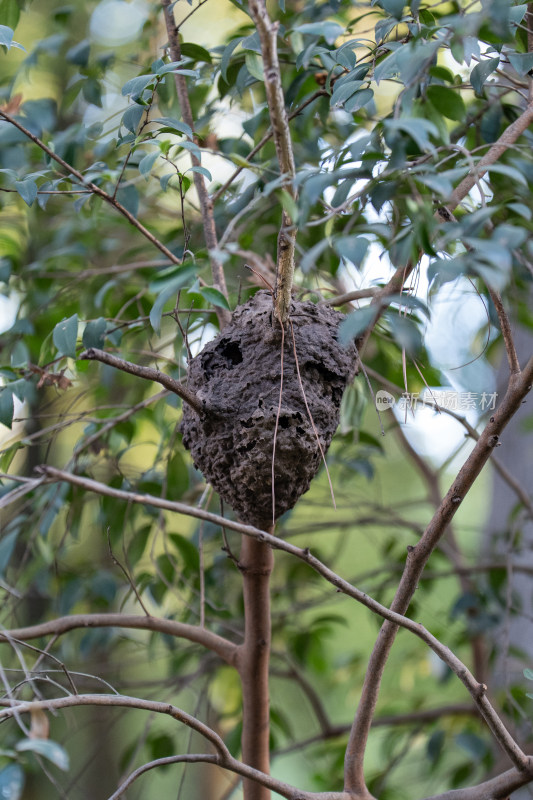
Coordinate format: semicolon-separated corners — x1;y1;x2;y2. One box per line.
161;0;231;328
236;534;274;800
248;0;297;324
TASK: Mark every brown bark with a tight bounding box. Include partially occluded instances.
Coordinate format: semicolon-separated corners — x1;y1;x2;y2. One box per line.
236;534;274;800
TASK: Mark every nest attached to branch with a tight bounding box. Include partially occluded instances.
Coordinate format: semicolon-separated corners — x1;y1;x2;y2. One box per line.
181;291;358;528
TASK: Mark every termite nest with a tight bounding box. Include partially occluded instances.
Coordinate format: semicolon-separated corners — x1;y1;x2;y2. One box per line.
180;290;358;529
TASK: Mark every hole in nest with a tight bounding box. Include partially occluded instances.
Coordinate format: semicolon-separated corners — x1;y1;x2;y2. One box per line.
220;340;243;366
279;416;291;429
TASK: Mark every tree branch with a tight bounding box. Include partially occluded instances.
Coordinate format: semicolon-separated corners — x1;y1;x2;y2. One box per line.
0;110;180;266
79;348;206;415
487;287;521;376
343;356;533;796
0;613;236;665
161;0;231;328
424;765;533;800
448;102;533;211
248;0;297;324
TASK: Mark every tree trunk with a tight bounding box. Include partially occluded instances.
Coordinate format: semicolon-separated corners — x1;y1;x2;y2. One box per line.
237;534;274;800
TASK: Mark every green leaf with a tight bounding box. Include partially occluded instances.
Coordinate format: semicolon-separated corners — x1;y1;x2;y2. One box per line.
0;24;12;47
188;165;212;181
116;184;139;217
507;52;533;76
426;85;466;121
14;179;37;207
0;529;18;575
294;21;344;44
82;317;107;349
339;305;379;345
380;0;405;19
245;52;263;81
387;313;422;355
299;239;330;273
0;0;20;30
344;88;374;113
122;104;144;134
0;763;24;800
524;668;533;680
180;42;212;63
16;738;70;771
330;80;363;107
0;389;14;429
334;236;370;267
385;118;438;152
121;74;156;99
470;57;500;95
66;39;90;66
152;117;193;138
198;286;231;310
53;314;79;358
138;151;160;177
149;267;197;334
220;37;243;83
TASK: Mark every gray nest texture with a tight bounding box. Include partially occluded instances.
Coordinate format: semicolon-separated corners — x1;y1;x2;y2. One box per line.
181;291;358;528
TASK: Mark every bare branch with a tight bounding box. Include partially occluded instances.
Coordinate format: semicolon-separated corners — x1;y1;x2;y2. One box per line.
343;355;533;795
0;110;180;266
161;0;231;327
79;348;206;415
0;694;230;757
0;613;236;665
487;287;521;376
248;0;297;323
448;102;533;211
424;764;533;800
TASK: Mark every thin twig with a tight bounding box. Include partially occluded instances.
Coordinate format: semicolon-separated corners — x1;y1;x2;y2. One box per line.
0;110;182;265
487;288;521;376
248;0;297;324
79;348;206;415
161;0;230;327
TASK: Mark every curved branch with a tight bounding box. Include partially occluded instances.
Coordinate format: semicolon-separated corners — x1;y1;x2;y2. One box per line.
79;348;206;415
0;110;180;266
425;764;533;800
0;695;320;800
0;613;237;665
0;694;230;757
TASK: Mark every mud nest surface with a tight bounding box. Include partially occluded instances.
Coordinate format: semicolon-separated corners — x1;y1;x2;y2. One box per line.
181;291;358;528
